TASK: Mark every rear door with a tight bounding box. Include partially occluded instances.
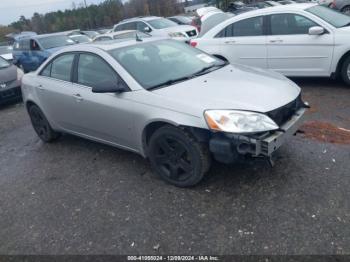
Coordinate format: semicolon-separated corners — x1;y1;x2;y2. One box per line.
212;16;268;68
266;13;334;76
36;53;79;130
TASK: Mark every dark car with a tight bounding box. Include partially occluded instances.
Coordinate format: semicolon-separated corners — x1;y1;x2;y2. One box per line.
0;56;23;105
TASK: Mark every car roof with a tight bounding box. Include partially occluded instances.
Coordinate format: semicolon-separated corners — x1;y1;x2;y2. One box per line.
97;30;137;38
17;32;71;41
60;36;168;52
231;3;316;18
119;16;161;24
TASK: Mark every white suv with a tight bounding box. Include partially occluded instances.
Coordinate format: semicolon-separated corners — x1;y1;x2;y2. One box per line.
113;16;198;41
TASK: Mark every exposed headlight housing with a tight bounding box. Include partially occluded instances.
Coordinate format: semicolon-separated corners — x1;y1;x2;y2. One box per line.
168;32;186;38
204;110;279;133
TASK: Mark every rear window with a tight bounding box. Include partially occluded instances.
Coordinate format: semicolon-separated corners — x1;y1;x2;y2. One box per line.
147;18;178;29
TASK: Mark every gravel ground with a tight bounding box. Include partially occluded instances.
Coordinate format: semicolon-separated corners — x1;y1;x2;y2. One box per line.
0;77;349;255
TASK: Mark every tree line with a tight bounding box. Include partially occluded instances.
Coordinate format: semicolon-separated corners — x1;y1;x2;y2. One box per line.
0;0;187;42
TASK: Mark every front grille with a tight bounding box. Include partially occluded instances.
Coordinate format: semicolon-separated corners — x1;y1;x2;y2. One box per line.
186;29;197;37
0;79;16;89
266;94;303;127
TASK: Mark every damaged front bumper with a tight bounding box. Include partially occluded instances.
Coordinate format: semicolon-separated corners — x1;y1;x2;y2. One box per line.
209;108;307;164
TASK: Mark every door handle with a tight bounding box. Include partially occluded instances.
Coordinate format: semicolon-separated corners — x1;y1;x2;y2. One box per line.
73;94;83;102
224;40;236;44
269;39;283;43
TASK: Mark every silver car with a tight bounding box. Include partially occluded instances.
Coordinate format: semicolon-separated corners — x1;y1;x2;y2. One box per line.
21;38;307;187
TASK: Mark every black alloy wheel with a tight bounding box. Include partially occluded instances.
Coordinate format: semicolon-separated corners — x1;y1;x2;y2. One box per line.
148;125;211;187
28;105;60;142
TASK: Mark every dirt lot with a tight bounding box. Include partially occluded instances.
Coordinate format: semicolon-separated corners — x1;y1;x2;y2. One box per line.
0;78;349;255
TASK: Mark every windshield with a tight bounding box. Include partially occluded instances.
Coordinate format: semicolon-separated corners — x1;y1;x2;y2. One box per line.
38;35;75;49
0;56;10;68
114;31;151;39
306;5;350;28
83;31;99;38
109;40;226;90
148;18;178;29
174;16;192;24
71;35;91;43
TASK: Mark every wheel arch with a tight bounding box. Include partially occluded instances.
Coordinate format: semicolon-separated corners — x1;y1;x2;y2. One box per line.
341;5;350;12
25;100;39;112
335;50;350;77
141;120;211;157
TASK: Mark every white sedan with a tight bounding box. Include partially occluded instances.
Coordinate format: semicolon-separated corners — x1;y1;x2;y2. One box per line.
191;4;350;85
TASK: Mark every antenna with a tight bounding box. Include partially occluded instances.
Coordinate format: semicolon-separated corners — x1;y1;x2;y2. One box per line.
135;31;143;42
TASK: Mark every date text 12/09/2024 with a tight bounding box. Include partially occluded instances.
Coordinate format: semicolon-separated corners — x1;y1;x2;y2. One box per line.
127;256;220;261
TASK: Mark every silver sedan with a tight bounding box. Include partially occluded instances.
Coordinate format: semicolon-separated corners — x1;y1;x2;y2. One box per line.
21;38;307;187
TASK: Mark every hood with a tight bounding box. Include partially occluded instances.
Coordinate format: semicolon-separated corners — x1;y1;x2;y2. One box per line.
152;64;300;114
0;53;13;60
159;25;197;34
336;26;350;33
0;64;17;83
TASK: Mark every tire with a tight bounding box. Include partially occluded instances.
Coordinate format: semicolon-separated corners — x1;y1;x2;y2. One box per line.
341;6;350;15
28;104;60;142
340;56;350;85
148;125;211;187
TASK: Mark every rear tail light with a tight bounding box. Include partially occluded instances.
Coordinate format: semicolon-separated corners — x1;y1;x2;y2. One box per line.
330;0;336;7
190;41;198;47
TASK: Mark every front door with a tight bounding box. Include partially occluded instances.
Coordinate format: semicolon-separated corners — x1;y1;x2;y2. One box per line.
266;13;334;76
69;53;136;149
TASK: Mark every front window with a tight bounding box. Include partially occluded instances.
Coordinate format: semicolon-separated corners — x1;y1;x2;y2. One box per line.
109;40;226;90
306;5;350;28
38;35;75;49
147;18;178;29
77;54;119;88
270;14;317;35
0;56;10;68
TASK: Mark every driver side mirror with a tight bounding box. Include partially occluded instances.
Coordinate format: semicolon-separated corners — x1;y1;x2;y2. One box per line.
143;26;152;33
92;79;128;93
309;26;325;36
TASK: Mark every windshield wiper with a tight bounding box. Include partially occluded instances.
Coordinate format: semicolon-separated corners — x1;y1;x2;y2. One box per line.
147;76;191;90
192;62;229;77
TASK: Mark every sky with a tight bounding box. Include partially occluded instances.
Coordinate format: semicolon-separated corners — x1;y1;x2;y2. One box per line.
0;0;106;25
